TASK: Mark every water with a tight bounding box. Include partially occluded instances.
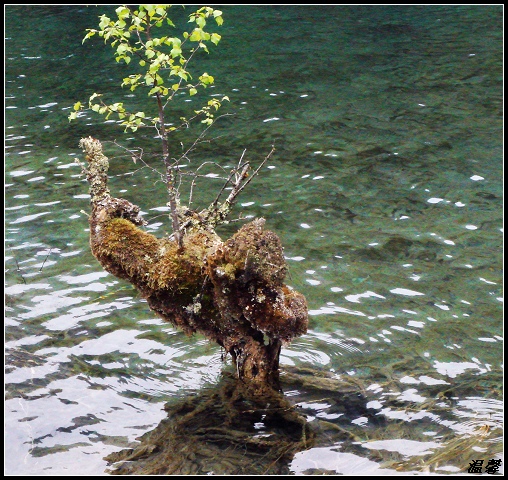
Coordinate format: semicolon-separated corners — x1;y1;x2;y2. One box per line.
5;5;503;475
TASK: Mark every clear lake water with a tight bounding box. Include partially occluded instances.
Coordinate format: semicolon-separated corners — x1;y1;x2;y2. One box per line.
5;5;503;475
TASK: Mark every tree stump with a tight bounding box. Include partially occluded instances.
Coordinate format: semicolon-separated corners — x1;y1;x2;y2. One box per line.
78;137;308;399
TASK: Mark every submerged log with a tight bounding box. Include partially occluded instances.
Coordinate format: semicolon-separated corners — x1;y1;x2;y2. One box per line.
78;137;308;398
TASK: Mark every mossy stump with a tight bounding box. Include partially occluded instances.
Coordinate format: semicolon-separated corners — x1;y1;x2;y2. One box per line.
78;137;308;399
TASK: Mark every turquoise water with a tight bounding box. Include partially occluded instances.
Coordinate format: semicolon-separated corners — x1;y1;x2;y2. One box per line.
5;5;503;475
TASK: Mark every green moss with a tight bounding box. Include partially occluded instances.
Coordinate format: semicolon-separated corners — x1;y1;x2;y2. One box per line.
93;218;222;299
94;218;160;281
223;263;237;280
148;230;219;293
220;219;287;285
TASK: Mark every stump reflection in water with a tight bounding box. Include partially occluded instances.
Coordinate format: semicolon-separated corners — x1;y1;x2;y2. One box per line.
103;364;503;474
105;372;315;475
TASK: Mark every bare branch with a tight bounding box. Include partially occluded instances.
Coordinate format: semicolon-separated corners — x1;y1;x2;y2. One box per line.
209;149;248;211
39;248;53;272
187;161;229;207
200;145;276;228
13;256;26;285
169;113;233;164
233;145;275;199
108;140;165;182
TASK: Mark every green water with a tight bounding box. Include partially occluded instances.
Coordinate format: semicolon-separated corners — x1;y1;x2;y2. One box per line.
5;5;503;475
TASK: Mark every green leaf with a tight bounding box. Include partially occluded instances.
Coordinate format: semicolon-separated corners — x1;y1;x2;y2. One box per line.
211;33;221;45
189;28;203;41
117;43;128;54
170;47;182;57
115;6;130;19
73;101;82;111
189;88;197;96
98;15;111;30
199;73;214;85
82;30;96;43
196;16;206;29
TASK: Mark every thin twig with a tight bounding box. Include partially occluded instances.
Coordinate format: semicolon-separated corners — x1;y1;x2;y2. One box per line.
209;161;248;211
187;161;229;207
170;113;233;165
13;257;26;285
39;248;52;272
234;145;275;198
208;148;248;211
108;141;165;181
223;163;250;206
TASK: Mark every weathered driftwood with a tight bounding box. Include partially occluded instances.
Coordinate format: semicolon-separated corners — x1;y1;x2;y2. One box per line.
78;137;308;397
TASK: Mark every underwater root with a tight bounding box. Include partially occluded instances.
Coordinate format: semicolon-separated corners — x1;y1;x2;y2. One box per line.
104;373;315;475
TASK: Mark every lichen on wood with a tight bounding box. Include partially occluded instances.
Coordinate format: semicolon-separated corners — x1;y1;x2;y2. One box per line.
77;136;308;398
